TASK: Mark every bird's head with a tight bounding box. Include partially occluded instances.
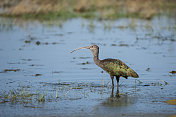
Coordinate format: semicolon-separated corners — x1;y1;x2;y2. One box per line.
89;45;99;55
70;45;99;55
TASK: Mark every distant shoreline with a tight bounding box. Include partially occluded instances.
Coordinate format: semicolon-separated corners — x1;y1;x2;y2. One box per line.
0;0;176;20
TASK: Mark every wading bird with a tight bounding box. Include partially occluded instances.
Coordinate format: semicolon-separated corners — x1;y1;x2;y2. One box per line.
71;45;139;87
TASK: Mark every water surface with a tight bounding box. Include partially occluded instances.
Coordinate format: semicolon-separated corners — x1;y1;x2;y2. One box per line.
0;16;176;116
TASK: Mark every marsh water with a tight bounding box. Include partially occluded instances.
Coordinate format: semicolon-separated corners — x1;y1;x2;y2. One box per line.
0;16;176;117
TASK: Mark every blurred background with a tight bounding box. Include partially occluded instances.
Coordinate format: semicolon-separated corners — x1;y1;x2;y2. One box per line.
0;0;176;20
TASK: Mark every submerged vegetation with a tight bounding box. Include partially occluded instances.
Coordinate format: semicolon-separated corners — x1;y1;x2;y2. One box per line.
0;86;44;104
0;80;170;107
0;0;176;20
165;99;176;105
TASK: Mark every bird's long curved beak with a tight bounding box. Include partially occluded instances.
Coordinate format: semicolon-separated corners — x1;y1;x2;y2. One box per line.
70;46;90;53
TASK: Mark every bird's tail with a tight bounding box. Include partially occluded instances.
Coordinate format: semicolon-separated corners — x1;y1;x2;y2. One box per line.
127;68;139;78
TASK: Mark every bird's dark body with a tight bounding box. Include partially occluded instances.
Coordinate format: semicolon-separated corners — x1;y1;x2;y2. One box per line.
71;45;139;87
99;59;139;78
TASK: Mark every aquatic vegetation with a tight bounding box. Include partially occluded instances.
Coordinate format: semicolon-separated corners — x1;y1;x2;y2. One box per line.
24;40;31;43
116;24;128;29
111;44;117;46
38;95;45;103
87;21;95;32
4;69;20;72
119;44;129;47
0;81;112;105
35;74;42;76
129;19;136;30
102;22;113;31
0;88;35;104
135;80;168;87
146;68;150;72
170;71;176;74
136;80;143;85
56;88;58;98
77;61;91;65
165;99;176;105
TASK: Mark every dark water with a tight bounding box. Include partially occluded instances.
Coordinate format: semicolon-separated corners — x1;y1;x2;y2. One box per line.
0;16;176;116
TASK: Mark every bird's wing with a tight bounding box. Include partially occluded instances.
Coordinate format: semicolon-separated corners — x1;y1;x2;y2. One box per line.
100;59;139;78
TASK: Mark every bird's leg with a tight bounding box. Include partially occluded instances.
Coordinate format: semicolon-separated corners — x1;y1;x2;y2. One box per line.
110;86;114;98
115;87;120;98
110;75;114;87
116;76;120;88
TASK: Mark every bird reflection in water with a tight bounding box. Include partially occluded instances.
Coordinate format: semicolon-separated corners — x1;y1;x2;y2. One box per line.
102;87;136;107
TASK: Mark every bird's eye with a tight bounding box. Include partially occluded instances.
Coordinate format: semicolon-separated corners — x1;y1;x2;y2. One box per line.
91;46;94;48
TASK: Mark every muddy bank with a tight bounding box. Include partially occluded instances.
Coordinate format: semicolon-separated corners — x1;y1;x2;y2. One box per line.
0;0;176;20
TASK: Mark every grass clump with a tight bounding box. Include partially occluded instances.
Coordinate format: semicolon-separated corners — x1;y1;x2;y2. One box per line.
0;86;44;104
38;95;45;102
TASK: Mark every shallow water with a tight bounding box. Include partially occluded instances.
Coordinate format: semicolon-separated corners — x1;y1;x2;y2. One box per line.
0;16;176;116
